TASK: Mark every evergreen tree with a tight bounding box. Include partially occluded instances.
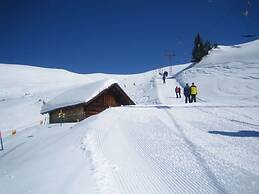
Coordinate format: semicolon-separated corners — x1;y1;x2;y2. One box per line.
192;33;205;62
204;40;212;55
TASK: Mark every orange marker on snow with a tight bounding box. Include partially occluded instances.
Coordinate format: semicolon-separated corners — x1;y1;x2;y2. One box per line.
11;129;16;136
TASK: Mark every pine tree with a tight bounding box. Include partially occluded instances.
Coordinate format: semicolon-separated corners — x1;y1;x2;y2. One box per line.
204;40;212;55
192;33;205;62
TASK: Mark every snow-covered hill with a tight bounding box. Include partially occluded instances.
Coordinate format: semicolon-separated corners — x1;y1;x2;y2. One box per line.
177;39;259;105
0;40;259;194
0;63;166;132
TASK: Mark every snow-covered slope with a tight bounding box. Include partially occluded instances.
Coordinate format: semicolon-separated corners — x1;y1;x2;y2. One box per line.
177;40;259;105
0;64;160;132
0;39;259;194
80;106;259;194
0;61;189;132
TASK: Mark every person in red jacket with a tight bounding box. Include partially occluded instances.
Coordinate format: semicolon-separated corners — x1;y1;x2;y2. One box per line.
177;87;181;98
174;86;179;98
175;86;181;98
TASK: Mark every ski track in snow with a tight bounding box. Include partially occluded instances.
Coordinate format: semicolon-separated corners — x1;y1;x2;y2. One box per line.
151;76;259;193
162;108;226;194
147;78;226;193
82;113;170;194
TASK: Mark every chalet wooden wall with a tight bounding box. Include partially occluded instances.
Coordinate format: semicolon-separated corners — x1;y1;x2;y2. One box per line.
49;105;85;123
85;91;119;117
49;90;122;123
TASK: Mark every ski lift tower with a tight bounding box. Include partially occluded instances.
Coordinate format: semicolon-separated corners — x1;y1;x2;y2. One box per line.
165;51;175;77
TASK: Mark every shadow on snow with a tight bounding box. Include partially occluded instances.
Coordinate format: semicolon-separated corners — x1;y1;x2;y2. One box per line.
208;130;259;137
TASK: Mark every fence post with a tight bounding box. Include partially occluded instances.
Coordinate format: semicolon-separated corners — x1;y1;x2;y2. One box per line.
0;130;4;150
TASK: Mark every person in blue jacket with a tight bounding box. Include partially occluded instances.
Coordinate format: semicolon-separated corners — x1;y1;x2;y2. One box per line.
184;83;191;103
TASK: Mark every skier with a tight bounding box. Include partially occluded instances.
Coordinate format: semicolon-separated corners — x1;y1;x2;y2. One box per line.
184;83;191;103
190;82;198;103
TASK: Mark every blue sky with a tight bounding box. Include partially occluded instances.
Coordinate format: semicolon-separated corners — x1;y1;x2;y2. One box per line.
0;0;258;74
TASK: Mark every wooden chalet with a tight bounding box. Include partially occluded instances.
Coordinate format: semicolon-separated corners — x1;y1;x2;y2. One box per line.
41;80;135;123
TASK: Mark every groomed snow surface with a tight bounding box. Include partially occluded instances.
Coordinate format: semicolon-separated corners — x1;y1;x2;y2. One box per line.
1;40;259;194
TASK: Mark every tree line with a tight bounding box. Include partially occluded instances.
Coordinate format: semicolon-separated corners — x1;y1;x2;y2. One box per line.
191;33;218;62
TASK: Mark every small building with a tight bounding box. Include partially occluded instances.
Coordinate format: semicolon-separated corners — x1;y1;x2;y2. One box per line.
41;79;135;123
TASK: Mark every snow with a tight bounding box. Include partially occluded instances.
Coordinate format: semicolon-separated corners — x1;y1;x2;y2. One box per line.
41;79;122;113
1;39;259;194
79;106;259;194
0;64;156;132
176;39;259;105
0;123;97;194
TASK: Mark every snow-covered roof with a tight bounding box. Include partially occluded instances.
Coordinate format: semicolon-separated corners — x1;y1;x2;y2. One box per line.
41;79;121;113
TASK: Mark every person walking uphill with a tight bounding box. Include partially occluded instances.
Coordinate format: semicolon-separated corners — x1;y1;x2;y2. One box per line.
162;74;166;84
190;82;198;103
184;83;191;103
162;71;168;84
